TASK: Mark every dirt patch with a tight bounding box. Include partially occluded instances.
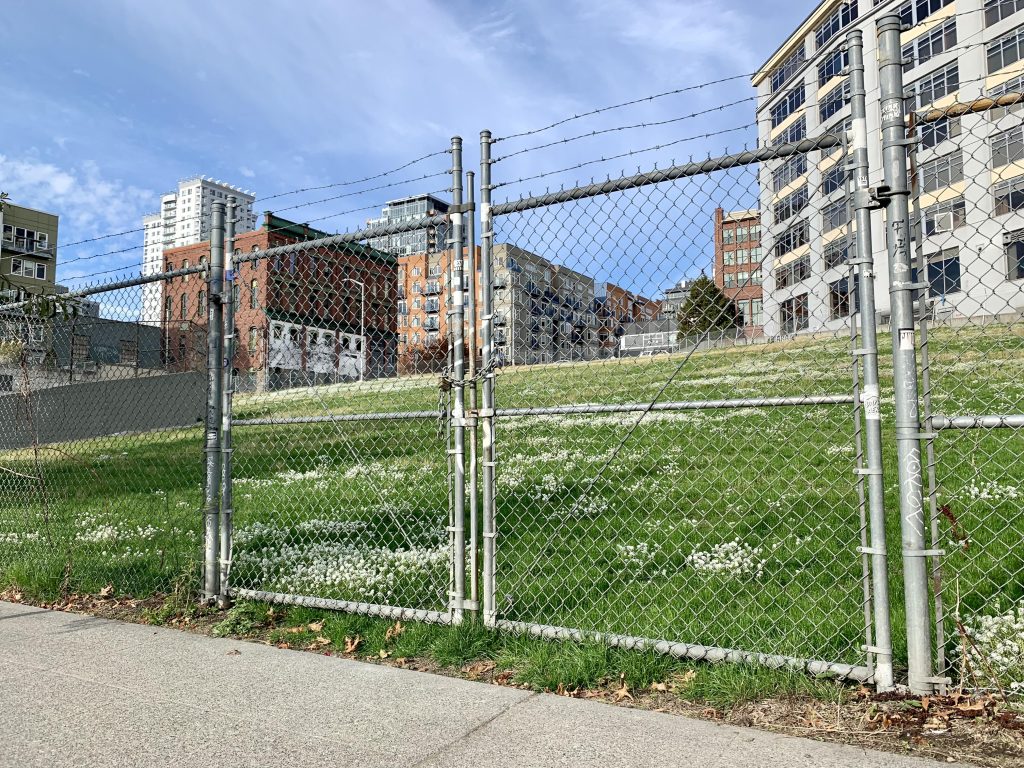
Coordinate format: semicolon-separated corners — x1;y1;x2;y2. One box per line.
4;588;1022;767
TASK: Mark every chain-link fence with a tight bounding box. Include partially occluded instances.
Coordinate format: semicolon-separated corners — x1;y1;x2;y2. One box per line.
0;269;208;599
2;8;1024;698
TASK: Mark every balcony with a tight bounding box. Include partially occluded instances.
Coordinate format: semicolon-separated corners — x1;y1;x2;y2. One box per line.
424;318;440;331
425;301;441;313
493;276;507;289
493;313;507;326
424;283;442;296
525;281;541;296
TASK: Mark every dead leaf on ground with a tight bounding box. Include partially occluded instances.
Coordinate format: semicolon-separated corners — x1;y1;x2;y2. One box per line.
379;648;390;659
651;682;669;693
344;635;362;654
226;648;241;656
462;660;496;680
614;675;632;702
98;584;114;599
307;621;324;632
385;621;404;642
309;636;330;649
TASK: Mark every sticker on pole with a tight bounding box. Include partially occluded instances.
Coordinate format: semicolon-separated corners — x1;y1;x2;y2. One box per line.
899;328;915;351
881;102;902;122
862;385;881;420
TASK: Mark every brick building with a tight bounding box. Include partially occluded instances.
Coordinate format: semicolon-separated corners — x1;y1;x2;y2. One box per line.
595;282;661;355
161;214;398;389
714;207;764;334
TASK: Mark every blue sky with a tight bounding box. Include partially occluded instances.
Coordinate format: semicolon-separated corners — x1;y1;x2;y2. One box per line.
0;0;813;294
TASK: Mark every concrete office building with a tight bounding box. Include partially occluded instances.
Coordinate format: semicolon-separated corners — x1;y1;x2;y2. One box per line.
141;177;256;325
367;194;450;257
754;0;1024;336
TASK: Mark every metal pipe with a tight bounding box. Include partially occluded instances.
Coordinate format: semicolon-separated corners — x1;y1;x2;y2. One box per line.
491;135;841;215
231;589;455;625
847;28;894;692
202;201;226;602
465;170;479;610
218;196;237;610
229;395;856;428
479;131;497;626
494;619;874;683
932;414;1024;430
449;136;467;625
877;14;934;695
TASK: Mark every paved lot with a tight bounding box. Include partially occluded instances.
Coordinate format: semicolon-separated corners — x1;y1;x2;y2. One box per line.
0;601;962;767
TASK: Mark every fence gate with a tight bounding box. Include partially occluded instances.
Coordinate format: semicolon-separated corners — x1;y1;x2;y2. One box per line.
225;144;465;624
476;37;893;686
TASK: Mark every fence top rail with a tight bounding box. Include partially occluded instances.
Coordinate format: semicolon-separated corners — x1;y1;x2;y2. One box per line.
490;134;841;216
0;264;208;315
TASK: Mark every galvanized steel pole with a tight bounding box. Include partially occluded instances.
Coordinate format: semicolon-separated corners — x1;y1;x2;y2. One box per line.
449;136;467;624
846;28;894;692
465;170;479;610
218;196;237;609
877;14;934;695
202;201;226;602
479;131;497;626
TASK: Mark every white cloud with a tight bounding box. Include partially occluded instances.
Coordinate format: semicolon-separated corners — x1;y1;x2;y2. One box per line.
0;154;157;283
239;166;256;178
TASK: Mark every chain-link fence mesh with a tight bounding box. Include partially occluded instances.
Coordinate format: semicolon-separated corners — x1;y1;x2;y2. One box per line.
0;273;207;599
908;92;1024;694
483;128;882;679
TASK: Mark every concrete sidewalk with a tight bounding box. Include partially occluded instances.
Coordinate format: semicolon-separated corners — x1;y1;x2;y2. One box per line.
0;601;959;767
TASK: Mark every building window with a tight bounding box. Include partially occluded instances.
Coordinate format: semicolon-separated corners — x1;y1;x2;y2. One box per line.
164;295;172;320
775;253;811;288
815;2;857;49
1;224;11;241
899;0;954;28
919;116;961;149
822;163;846;195
916;249;962;296
250;280;258;310
828;276;859;319
824;234;857;269
723;227;735;244
772;153;808;192
1005;228;1024;279
995;176;1024;214
991;124;1024;168
905;62;959;112
822;198;850;232
774;115;807;146
987;26;1024;73
180;294;188;320
751;299;763;326
774;220;809;259
903;18;957;73
923;197;966;234
724;249;736;266
770;83;805;129
724;273;736;288
248;326;258;353
770;45;806;93
986;0;1024;27
818;47;848;87
197;289;206;315
773;185;808;224
819;81;851;123
920;151;964;192
779;293;809;334
183;259;190;281
989;73;1024;118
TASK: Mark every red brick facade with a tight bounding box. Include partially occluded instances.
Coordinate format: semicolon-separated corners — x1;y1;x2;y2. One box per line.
713;207;764;333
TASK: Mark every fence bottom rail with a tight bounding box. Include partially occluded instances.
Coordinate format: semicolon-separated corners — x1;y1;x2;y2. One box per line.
492;619;874;683
229;589;456;625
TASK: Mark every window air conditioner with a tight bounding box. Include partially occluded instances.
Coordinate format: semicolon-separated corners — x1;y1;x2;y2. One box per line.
932;212;954;234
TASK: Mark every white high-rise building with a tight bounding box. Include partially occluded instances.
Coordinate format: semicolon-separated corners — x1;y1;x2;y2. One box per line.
140;177;257;325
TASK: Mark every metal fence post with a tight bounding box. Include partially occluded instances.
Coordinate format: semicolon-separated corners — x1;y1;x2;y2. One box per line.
202;201;226;603
218;196;236;609
846;28;894;692
449;136;467;624
465;169;480;611
479;130;497;626
877;14;934;695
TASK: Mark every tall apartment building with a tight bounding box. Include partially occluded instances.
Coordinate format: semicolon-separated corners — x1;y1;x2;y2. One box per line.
754;0;1024;336
367;194;450;256
141;177;256;325
161;214;397;389
491;244;599;365
714;207;764;333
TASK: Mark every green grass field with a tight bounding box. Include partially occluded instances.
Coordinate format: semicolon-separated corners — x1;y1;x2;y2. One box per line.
1;324;1021;688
